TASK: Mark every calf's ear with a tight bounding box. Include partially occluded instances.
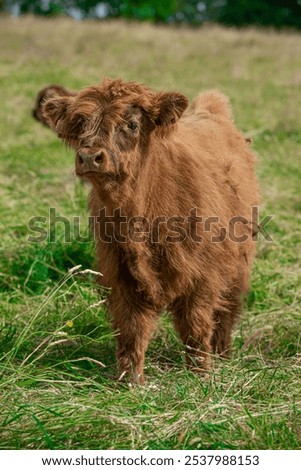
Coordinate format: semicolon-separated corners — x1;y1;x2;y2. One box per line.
42;96;72;133
154;92;189;127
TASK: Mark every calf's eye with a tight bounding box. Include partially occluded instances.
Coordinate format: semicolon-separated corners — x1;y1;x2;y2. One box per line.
128;122;138;131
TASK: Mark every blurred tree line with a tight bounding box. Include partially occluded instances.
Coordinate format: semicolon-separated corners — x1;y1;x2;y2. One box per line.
2;0;301;29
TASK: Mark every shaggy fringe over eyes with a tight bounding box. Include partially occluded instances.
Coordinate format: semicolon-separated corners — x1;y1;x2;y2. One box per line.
42;78;190;144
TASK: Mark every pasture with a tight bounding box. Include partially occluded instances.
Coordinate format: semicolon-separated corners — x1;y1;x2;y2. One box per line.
0;15;300;449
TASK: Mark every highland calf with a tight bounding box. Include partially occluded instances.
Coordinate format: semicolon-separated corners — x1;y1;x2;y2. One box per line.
40;78;260;383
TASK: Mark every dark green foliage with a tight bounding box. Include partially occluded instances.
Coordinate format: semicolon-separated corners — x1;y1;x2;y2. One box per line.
2;1;301;29
0;240;94;295
220;0;301;29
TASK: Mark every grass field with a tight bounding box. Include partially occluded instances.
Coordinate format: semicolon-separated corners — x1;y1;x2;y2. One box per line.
0;15;300;450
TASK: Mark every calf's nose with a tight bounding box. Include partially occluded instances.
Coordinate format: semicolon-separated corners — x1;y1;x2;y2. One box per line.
77;151;103;172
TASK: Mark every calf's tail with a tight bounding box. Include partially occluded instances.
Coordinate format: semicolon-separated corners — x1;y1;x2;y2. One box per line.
191;90;233;121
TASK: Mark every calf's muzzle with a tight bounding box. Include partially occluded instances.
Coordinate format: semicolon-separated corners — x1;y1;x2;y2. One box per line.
77;150;103;173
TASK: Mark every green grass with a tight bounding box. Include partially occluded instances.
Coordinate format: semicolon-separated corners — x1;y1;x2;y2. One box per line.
0;15;300;450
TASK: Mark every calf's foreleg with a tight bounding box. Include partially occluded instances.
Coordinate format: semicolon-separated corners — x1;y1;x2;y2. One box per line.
171;294;214;372
110;297;157;384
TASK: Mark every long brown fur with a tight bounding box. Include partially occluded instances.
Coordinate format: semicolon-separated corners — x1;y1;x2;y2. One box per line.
41;78;260;383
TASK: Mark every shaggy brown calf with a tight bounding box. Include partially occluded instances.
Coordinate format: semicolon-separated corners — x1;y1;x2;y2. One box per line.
41;78;260;383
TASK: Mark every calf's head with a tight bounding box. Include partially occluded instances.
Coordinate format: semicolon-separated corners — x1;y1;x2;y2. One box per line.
42;78;189;184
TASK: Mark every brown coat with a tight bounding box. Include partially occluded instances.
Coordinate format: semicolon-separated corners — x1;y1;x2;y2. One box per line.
41;78;260;383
